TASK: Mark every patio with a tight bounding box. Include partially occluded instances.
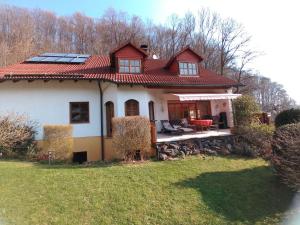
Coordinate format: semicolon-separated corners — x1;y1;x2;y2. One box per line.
156;129;232;143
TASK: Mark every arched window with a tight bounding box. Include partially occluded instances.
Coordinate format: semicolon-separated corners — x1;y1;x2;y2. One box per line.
148;101;155;121
105;101;114;137
125;99;139;116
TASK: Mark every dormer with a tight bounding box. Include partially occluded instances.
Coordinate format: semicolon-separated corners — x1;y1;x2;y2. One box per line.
110;42;148;74
165;46;203;76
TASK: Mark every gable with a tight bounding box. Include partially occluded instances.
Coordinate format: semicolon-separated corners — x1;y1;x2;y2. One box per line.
114;45;145;59
165;47;203;74
176;49;201;62
167;48;203;75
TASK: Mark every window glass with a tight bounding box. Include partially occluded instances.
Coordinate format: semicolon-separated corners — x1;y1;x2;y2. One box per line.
131;67;137;73
119;59;129;66
70;102;89;123
135;67;140;73
119;66;125;73
179;62;198;75
132;60;140;66
119;59;141;74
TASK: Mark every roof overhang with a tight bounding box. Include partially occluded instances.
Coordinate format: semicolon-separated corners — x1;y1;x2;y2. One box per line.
173;93;241;101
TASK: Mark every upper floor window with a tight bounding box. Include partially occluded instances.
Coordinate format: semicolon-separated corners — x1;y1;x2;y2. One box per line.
119;59;141;74
70;102;89;124
179;62;198;75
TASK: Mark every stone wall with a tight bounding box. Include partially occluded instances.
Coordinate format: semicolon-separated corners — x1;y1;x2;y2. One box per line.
156;135;234;160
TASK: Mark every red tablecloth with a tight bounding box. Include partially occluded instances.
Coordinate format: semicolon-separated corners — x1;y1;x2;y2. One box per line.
190;119;213;127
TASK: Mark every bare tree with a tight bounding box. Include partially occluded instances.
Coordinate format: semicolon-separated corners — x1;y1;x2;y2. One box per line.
218;18;251;75
0;4;296;111
233;49;261;92
194;8;219;70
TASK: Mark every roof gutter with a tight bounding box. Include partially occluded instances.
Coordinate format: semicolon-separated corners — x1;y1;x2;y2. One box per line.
1;74;244;88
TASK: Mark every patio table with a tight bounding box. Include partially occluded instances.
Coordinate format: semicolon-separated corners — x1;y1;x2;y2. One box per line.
190;119;213;131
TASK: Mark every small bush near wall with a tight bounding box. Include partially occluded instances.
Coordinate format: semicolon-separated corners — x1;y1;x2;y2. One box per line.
112;116;151;161
232;124;275;158
43;125;73;161
233;95;260;126
274;108;300;128
0;113;37;158
271;123;300;190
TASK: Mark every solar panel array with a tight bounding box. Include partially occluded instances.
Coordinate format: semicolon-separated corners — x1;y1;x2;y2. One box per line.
25;53;91;64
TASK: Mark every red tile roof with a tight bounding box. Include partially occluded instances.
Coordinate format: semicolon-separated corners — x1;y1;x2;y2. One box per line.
0;56;240;88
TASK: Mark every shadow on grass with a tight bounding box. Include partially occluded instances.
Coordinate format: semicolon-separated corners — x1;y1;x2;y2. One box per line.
1;157;158;169
175;166;295;224
31;158;160;169
32;160;122;169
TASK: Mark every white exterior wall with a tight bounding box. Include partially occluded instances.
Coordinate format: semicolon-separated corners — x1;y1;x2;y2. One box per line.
0;80;235;140
0;80;101;140
210;99;234;127
103;85;168;133
0;81;169;139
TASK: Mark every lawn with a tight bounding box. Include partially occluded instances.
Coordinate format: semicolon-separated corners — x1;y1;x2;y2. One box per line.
0;156;295;225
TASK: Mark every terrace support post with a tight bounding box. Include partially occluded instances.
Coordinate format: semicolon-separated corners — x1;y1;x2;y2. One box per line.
231;99;237;127
98;80;105;161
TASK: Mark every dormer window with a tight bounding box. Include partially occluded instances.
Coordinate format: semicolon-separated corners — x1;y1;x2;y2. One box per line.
179;62;198;75
119;59;141;74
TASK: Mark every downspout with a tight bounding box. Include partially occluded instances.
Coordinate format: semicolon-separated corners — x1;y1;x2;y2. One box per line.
97;80;105;161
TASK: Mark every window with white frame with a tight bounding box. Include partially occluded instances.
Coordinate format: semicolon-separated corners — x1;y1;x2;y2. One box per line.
179;62;198;75
119;59;141;73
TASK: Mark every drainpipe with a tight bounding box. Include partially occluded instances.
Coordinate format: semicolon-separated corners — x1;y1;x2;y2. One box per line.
97;80;105;161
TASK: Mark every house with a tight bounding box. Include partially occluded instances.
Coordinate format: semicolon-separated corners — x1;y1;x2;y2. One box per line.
0;42;241;161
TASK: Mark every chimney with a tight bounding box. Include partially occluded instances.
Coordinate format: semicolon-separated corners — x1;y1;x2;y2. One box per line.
140;44;148;52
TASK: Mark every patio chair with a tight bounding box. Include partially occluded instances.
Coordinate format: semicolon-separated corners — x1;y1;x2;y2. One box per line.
169;119;195;133
180;118;197;131
160;120;183;135
172;125;194;133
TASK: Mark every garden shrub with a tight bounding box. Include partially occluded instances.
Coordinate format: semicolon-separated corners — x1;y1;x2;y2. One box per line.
274;108;300;128
112;116;151;161
233;95;260;126
0;113;37;157
271;123;300;190
232;123;275;158
43;125;73;161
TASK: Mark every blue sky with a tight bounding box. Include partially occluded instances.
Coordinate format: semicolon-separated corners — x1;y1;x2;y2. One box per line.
1;0;158;21
1;0;300;104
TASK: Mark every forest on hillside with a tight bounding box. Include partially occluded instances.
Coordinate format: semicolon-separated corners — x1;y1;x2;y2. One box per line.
0;5;296;114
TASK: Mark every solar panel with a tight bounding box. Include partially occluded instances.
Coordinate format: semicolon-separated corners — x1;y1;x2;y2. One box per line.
78;54;91;58
71;58;87;63
25;53;90;64
56;57;74;63
26;56;47;62
41;57;61;62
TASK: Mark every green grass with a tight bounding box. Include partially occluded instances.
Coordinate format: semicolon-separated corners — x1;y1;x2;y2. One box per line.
0;156;295;225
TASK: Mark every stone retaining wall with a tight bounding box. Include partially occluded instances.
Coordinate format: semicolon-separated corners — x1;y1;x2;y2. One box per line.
156;135;234;160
